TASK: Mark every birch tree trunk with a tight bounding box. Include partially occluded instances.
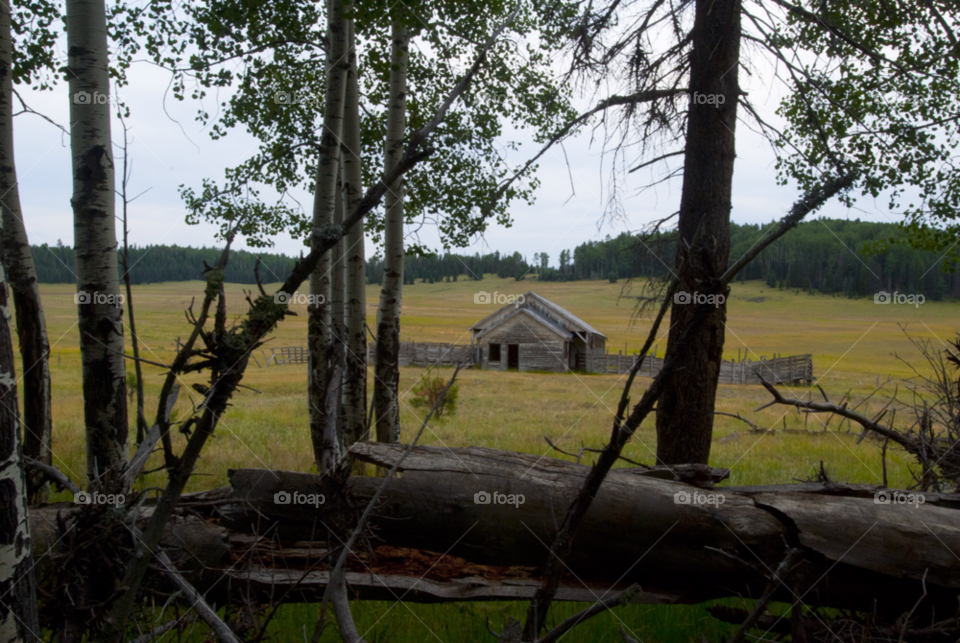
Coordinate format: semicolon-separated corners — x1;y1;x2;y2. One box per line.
373;22;409;444
0;227;40;642
341;20;367;453
307;0;348;472
0;0;52;506
331;169;346;455
655;0;741;465
66;0;128;483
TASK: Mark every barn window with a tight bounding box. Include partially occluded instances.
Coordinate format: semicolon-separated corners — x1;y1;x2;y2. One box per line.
489;343;501;362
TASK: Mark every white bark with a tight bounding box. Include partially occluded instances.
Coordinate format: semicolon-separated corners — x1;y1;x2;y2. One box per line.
341;20;367;451
331;164;346;454
373;22;409;444
66;0;128;483
308;0;349;472
0;0;52;506
0;223;39;640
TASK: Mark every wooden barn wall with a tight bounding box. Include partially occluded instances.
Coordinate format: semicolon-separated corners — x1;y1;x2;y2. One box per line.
479;314;568;372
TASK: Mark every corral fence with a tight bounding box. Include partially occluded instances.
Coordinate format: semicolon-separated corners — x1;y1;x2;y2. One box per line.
266;341;476;368
585;351;813;385
367;341;476;368
266;346;309;366
266;342;812;385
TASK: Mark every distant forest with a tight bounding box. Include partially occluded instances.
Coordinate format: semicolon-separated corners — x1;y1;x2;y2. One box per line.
35;219;960;299
34;243;297;286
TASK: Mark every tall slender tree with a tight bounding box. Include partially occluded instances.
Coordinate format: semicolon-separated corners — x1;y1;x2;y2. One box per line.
0;232;40;641
372;20;409;444
0;0;53;505
66;0;128;483
341;20;367;455
0;256;39;643
654;0;742;465
307;0;349;471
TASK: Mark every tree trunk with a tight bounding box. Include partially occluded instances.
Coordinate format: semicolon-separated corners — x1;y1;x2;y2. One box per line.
0;225;40;641
655;0;741;465
307;0;348;472
66;0;128;484
331;166;346;456
373;22;409;444
0;0;53;507
341;20;367;455
119;138;146;447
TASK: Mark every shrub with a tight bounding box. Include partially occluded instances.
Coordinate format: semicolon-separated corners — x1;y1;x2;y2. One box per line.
410;371;459;418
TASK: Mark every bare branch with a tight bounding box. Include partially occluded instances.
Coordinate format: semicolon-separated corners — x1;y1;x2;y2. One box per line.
154;549;241;643
728;548;804;643
24;458;80;496
720;171;858;286
535;585;640;643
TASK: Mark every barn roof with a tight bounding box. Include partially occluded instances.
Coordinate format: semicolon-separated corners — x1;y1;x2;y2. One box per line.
472;306;574;342
470;291;607;339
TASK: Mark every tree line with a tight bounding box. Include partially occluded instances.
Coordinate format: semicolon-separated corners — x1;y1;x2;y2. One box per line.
36;218;960;302
33;242;297;285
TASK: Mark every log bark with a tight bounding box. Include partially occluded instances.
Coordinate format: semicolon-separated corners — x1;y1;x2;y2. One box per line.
226;444;960;618
26;445;960;622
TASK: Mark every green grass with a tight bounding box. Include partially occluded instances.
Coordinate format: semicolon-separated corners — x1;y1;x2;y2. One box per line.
28;276;958;641
258;600;748;642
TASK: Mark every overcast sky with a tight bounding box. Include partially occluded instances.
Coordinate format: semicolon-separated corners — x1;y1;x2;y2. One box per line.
16;29;899;269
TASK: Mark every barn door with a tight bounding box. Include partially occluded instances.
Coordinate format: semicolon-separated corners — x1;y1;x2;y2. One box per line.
507;344;519;369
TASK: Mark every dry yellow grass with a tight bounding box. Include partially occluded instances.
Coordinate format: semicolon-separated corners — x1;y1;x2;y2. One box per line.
31;276;957;499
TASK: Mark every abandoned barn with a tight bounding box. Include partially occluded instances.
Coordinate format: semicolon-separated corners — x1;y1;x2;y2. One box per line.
470;292;606;372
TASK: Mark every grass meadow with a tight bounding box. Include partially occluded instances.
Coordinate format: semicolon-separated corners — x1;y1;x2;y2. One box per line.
28;276;959;641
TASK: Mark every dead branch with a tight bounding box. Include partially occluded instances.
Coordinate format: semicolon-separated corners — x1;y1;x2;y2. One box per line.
720;171;858;286
535;585;640;643
125;614;196;643
756;376;914;451
24;458;80;496
154;549;241;643
715;411;764;432
727;548;803;643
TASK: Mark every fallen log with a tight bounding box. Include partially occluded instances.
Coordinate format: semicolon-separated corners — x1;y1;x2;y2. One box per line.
225;443;960;618
27;444;960;620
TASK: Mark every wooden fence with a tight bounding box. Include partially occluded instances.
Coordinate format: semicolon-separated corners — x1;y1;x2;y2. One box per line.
367;341;476;368
267;342;476;368
266;346;309;366
267;342;812;385
585;351;813;385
